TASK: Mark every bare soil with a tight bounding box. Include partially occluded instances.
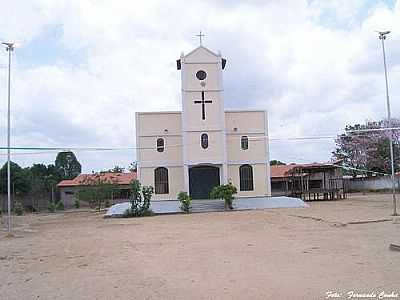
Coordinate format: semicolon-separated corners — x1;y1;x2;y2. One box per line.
1;193;400;300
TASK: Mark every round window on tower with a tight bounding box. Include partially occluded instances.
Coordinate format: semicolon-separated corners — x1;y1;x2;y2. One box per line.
196;70;207;80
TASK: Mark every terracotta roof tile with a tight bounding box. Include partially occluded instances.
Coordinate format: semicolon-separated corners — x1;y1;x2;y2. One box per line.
270;162;337;178
57;172;136;187
270;165;297;178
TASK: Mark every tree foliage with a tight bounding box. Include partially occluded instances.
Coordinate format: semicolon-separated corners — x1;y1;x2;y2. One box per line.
332;119;400;176
270;160;286;166
75;174;117;211
55;151;81;180
0;160;63;208
0;152;80;209
28;163;60;197
0;162;31;195
128;162;137;173
105;165;125;173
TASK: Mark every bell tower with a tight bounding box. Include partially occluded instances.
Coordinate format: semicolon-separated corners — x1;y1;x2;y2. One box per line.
177;45;226;130
176;42;228;194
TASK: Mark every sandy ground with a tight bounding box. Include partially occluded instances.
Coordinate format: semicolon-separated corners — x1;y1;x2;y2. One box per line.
1;193;400;300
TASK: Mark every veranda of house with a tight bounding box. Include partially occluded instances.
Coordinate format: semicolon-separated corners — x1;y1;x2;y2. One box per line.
270;163;346;200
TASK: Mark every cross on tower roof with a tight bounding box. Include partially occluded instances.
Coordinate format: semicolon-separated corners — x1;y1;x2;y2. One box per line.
196;31;205;46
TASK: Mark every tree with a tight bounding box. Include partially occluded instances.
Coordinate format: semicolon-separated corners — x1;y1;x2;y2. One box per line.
0;161;64;210
75;174;117;211
29;164;48;178
128;162;137;173
27;163;60;201
28;164;47;199
270;160;286;166
332;119;400;176
0;162;31;195
107;166;125;173
55;151;82;180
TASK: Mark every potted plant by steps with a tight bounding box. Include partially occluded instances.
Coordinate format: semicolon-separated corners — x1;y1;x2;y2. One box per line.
210;183;237;210
178;191;192;213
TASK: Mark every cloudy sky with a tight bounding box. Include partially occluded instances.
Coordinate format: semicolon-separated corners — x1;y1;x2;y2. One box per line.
0;0;399;172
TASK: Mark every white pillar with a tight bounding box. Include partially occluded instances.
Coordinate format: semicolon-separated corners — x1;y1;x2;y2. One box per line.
222;163;228;184
264;110;272;196
184;164;189;193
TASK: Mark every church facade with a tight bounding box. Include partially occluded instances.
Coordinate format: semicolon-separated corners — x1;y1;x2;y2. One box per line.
136;45;271;200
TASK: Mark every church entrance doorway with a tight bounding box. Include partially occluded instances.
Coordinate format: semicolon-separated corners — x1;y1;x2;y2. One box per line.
189;166;220;199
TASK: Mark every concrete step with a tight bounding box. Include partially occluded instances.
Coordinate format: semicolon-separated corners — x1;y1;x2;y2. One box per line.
191;200;226;212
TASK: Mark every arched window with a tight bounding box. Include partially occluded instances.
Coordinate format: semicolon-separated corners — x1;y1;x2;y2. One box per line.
239;164;254;191
201;133;208;149
156;138;164;152
241;136;248;150
154;167;169;194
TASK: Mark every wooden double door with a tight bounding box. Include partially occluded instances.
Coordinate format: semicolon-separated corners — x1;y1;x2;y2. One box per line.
189;166;220;199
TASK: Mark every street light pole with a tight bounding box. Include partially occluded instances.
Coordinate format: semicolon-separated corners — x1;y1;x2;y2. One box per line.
2;42;14;235
378;31;398;216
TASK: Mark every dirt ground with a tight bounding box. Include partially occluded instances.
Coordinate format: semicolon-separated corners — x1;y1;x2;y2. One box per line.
1;193;400;300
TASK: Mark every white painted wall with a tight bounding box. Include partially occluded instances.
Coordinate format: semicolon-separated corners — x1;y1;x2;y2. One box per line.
140;166;184;200
227;163;269;197
136;46;271;199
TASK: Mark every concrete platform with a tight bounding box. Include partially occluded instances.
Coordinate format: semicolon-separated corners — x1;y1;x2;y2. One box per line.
105;196;308;217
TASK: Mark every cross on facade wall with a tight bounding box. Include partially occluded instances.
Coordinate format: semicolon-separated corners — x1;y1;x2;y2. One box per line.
194;91;212;120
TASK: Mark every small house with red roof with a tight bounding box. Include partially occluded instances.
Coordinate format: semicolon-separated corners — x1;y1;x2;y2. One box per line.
270;163;345;200
57;172;136;207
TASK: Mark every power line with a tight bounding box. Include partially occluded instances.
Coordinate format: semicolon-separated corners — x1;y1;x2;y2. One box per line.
1;126;399;156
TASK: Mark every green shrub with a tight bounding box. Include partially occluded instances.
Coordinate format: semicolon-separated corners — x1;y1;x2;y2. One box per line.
210;183;237;210
13;202;24;216
178;191;192;213
74;199;80;209
124;180;154;217
56;201;64;211
123;207;154;217
48;201;56;213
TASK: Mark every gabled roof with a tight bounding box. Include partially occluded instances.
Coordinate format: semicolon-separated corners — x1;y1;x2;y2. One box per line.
270;165;297;178
288;163;338;173
184;45;220;59
176;45;226;70
270;163;339;178
57;172;136;187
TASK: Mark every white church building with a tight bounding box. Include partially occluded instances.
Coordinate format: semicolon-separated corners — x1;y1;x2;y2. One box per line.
136;44;271;200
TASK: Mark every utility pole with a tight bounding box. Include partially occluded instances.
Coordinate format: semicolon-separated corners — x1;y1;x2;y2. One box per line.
378;31;398;216
2;42;14;235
